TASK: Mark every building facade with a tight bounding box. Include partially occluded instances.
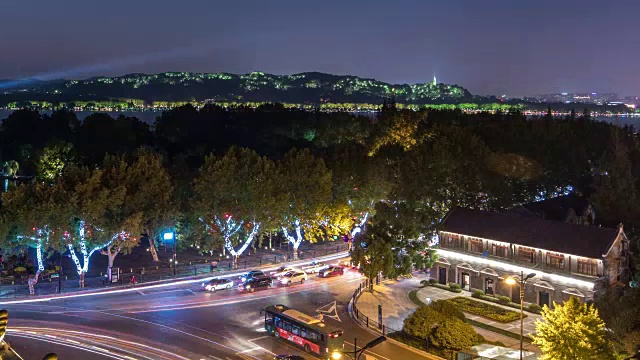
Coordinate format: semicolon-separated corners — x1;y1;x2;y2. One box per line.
431;208;629;307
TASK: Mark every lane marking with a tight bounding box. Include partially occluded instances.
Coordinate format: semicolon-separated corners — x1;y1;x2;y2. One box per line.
247;336;269;342
345;341;391;360
236;347;261;354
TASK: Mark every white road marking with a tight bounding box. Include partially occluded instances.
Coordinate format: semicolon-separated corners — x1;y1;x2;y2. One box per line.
236;347;261;354
247;335;270;342
345;341;391;360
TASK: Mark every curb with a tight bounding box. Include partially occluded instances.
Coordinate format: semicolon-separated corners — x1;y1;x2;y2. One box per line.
347;282;445;360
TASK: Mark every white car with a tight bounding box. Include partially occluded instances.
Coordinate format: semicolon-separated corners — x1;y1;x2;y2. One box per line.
271;266;303;278
202;278;234;292
278;271;308;286
303;262;329;274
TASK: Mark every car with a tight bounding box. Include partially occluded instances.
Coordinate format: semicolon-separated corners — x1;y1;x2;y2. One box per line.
274;355;305;360
202;278;234;292
271;266;303;278
336;259;352;268
319;266;344;278
238;276;272;292
302;261;329;274
240;270;266;282
278;270;307;286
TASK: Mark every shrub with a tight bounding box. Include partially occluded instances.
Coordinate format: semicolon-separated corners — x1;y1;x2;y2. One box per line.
428;278;436;285
13;267;27;274
497;295;511;305
472;290;485;298
429;282;462;293
447;297;524;323
448;283;461;291
429;319;476;355
431;300;465;320
527;304;542;313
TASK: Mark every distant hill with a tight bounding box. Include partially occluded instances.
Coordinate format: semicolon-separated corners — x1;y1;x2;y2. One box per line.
1;71;475;104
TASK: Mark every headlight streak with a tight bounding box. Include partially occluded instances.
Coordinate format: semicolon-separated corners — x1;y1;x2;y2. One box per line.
0;252;349;305
9;327;192;360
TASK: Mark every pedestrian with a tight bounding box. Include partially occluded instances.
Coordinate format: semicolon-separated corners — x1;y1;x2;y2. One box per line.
131;275;137;285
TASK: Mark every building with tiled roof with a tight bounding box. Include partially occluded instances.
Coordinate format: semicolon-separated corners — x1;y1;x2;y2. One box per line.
432;207;629;307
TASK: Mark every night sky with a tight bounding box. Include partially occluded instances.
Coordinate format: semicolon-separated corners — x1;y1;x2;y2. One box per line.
2;0;639;96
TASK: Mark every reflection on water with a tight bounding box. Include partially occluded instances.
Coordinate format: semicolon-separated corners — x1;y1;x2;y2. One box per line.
0;110;160;124
0;109;638;128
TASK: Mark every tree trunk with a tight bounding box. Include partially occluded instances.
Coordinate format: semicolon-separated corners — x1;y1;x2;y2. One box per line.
147;232;159;262
80;271;85;288
293;242;300;260
28;271;41;295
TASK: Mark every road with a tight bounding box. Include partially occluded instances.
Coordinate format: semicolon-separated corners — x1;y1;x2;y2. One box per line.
1;261;430;360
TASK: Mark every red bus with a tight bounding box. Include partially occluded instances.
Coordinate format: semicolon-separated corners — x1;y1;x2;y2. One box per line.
264;304;344;358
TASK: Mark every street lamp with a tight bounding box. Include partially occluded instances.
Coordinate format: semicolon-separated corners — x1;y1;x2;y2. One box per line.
505;271;536;360
341;336;386;360
163;231;176;276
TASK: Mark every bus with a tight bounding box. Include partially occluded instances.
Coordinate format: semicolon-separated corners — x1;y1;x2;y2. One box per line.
264;304;344;358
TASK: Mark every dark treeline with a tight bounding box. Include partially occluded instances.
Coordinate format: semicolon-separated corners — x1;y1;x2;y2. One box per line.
2;104;640;352
1;103;639;230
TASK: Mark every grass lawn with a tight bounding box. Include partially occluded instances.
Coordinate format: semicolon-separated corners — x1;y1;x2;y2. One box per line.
448;296;524;323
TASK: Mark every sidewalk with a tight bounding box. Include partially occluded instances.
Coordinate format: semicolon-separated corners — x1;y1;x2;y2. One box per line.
356;273;541;353
354;276;423;332
1;240;348;299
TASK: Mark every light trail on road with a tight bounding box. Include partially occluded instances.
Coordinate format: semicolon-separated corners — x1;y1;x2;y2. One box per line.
0;252;349;305
9;327;195;360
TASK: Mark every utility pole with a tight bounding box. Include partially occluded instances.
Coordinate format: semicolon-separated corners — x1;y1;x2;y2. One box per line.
58;252;62;293
173;233;177;276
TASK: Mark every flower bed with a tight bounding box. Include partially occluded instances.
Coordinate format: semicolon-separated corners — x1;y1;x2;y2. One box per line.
471;290;542;314
447;296;524;323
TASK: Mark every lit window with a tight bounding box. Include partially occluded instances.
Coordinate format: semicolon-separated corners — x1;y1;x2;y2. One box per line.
545;253;565;270
577;259;597;276
491;244;509;258
469;239;483;253
519;247;536;264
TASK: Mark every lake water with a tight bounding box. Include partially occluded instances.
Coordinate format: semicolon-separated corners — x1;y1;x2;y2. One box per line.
0;109;639;128
0;109;160;124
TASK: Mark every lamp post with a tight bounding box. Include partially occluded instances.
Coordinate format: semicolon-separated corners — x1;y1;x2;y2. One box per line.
505;271;536;360
163;231;176;276
340;336;386;360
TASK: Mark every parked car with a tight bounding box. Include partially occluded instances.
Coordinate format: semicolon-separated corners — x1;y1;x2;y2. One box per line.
238;276;272;292
240;270;266;282
278;270;308;286
302;261;329;274
271;266;303;278
319;266;344;278
202;278;234;292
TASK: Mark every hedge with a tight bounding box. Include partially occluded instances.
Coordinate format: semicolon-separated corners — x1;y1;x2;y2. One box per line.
465;318;533;343
471;292;542;315
447;297;524;323
428;282;462;293
408;289;428;307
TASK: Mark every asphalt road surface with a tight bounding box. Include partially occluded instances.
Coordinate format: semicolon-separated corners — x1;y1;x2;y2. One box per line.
1;262;431;360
